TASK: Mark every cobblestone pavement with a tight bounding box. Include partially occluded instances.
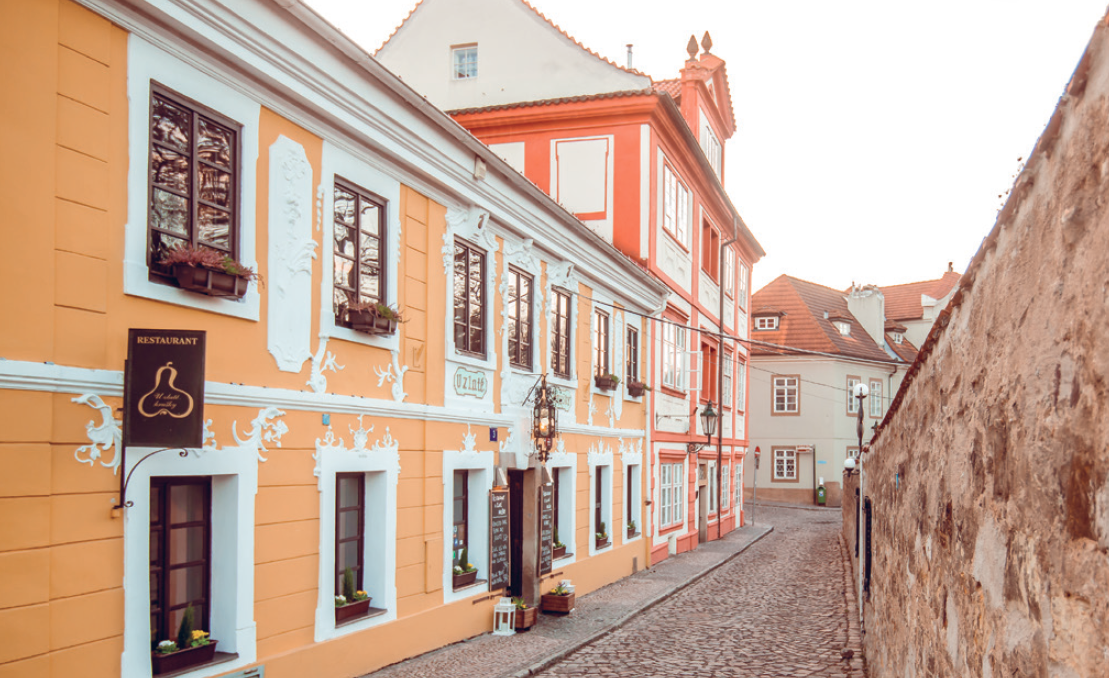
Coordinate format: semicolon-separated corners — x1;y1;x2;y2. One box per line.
363;505;864;678
538;505;865;678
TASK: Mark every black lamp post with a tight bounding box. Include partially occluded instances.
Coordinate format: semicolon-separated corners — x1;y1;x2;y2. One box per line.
687;401;718;455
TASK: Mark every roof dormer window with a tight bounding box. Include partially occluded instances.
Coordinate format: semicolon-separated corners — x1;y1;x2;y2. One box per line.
834;321;851;336
892;332;903;344
452;45;478;79
754;316;778;331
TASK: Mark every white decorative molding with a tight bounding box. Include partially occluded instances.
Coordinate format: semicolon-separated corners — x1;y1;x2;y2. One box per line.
587;440;614;468
202;419;218;452
72;393;123;474
315;182;325;233
587;398;597;428
373;350;409;402
504;237;541;272
307;334;345;394
312;416;401;484
268;135;318;372
460;424;479;454
232;407;288;462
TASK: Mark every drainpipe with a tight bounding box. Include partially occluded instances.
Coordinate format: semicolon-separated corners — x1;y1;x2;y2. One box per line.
717;223;738;540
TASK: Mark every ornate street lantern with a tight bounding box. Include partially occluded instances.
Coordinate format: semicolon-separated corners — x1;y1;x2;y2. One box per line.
532;375;558;465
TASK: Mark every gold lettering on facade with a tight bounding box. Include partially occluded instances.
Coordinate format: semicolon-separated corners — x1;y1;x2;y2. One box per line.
137;362;195;419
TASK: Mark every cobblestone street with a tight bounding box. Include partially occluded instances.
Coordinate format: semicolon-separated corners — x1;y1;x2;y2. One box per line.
537;505;865;678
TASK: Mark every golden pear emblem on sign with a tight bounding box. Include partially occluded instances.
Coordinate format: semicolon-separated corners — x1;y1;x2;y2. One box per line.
138;362;194;419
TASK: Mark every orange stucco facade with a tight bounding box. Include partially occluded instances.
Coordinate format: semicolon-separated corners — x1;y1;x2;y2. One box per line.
0;1;667;676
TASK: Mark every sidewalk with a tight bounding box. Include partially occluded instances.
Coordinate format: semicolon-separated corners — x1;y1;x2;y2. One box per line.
362;521;774;678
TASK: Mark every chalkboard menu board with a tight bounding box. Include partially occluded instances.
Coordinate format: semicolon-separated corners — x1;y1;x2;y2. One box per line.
488;490;510;590
539;485;553;575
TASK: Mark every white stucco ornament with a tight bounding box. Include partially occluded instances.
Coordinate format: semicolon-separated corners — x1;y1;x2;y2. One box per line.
373;350;409;402
308;334;345;394
233;406;288;462
312;416;401;481
72;393;123;474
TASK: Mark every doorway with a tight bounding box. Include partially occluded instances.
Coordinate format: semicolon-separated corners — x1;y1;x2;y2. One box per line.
509;470;524;597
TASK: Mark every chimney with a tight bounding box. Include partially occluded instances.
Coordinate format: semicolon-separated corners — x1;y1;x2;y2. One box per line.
626;44;633;70
947;261;953;273
846;284;886;347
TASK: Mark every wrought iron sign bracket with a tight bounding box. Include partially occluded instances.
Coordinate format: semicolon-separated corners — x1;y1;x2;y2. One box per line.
113;445;189;510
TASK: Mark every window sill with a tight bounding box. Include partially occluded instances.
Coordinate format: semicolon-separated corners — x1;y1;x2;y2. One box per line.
658;523;684;536
452;578;487;593
335;605;387;629
155;651;238;678
659;385;686;399
553;552;574;561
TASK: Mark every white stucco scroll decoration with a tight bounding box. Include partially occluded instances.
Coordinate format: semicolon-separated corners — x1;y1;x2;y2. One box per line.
443;205;497;274
587;440;614;468
308;334;345;394
232;406;288;462
72;394;123;474
619;437;644;469
312;415;401;483
374;350;409;402
268;135;318;373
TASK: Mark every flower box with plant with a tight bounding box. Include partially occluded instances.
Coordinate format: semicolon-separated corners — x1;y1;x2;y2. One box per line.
334;567;372;623
151;604;218;675
540;583;575;615
452;548;478;588
594;373;620;391
512;597;538;631
552;527;567;559
344;301;404;336
627;519;637;537
160;243;259;299
595;521;609;549
627;380;649;398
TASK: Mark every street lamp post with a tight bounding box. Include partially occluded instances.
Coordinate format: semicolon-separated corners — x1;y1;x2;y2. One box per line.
852;382;868;615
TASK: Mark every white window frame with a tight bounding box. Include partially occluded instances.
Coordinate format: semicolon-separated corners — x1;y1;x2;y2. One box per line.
722;464;730;509
736;361;746;412
548;445;579;565
734;461;743;507
662;164;690;246
314;432;399;641
754;316;778;331
661;320;687;390
869;379;884;418
701;114;722;176
659;461;685;528
589;461;613;555
835;321;851;336
773;376;799;414
452;44;478;79
774;448;798;481
124;36;261;321
707;461;718;514
441;449;493;604
847;377;861;414
722;352;733;409
724;247;735;298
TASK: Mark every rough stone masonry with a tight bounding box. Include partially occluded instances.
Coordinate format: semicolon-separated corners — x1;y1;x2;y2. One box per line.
852;10;1109;678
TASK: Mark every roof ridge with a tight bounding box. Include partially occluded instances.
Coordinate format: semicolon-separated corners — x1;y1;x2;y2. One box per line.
374;0;426;54
447;88;655;115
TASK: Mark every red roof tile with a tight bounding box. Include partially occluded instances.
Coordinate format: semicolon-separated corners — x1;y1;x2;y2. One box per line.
885;333;919;363
880;271;962;321
750;275;898;363
653;79;681;99
446;89;653;116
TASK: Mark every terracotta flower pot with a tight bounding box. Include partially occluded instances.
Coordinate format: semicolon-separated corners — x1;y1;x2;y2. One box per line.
335;597;371;624
151;640;217;675
627;381;647;397
540;592;575;615
595;537;610;550
514;606;538;631
172;263;249;299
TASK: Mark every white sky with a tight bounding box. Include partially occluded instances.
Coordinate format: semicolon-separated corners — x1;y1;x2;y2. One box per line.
307;0;1107;292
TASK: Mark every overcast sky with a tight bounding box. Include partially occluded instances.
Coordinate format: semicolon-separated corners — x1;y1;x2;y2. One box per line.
307;0;1107;292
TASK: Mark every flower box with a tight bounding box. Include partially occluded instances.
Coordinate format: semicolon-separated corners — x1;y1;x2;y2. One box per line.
627;527;637;538
627;381;647;398
452;570;477;589
347;308;398;336
335;598;371;624
172;263;249;299
152;640;218;676
595;537;610;549
540;591;575;615
594;374;619;391
552;545;567;560
514;605;538;631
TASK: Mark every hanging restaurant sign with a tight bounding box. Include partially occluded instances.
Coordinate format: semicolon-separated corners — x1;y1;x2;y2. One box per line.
124;329;207;448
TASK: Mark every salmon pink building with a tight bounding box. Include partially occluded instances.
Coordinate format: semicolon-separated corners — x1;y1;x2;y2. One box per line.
378;0;765;564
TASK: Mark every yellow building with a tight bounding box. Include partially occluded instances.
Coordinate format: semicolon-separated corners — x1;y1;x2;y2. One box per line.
0;1;669;676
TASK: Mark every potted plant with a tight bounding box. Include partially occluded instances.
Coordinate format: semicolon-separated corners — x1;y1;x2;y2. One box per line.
595;521;609;549
512;597;538;631
594;373;620;391
552;527;566;560
627;380;649;398
540;583;575;615
160;243;259;299
627;519;637;537
334;566;372;623
452;548;478;588
345;301;404;336
152;604;218;675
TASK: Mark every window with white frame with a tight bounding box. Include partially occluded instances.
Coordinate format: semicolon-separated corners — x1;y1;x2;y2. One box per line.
724;247;735;298
453;239;486;356
869;379;883;418
738;262;749;306
625;326;639;386
593;309;610;377
847;376;861;414
708;461;718;513
773;375;799;414
333;181;386;329
441;456;491;602
835;321;851;336
551;288;572;378
892;332;904;344
507;267;532;369
662;164;690;245
702;119;722;176
722;464;729;509
736;361;746;411
722;352;733;409
774;448;797;480
661;320;687;390
551;465;575;558
754;316;778;331
625;463;641;536
659;461;684;527
734;463;742;506
592;464;612;550
452;45;478;79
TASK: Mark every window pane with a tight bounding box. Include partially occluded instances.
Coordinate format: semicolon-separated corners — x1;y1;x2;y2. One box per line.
169;526;205;563
152;97;190;151
151;146;189;193
358;271;380;301
334;224;356;258
338;540;359;572
197;206;231;249
334;187;356;226
168;485;204;524
359;233;381;268
338;476;361;508
338;509;359;540
168;565;205;605
197;119;233;169
334;256;354;290
198;165;231;209
151;189;189;236
360;203;380;236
